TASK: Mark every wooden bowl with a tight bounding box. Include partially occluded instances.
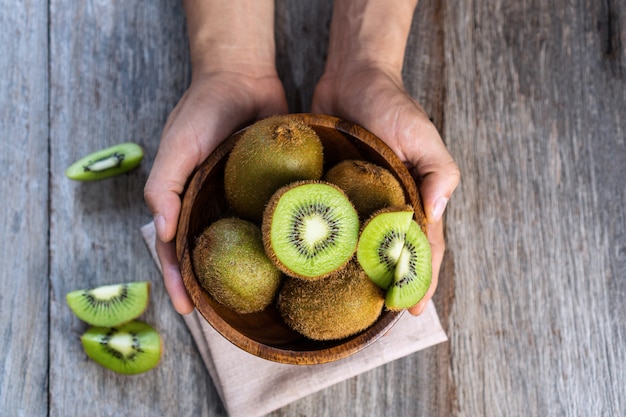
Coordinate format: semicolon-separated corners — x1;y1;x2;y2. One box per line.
176;113;425;365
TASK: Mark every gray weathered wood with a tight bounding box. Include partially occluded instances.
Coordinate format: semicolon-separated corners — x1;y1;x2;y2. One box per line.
0;2;50;416
444;0;626;415
271;1;454;416
47;1;222;416
1;0;624;415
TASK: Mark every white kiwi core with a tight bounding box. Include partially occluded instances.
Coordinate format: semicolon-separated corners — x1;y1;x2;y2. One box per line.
107;332;136;357
90;284;123;300
303;215;329;248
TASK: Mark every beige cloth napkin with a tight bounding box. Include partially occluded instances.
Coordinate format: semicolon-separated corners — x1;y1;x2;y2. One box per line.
141;222;447;417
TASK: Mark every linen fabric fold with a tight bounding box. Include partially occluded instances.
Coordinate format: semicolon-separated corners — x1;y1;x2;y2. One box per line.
141;222;447;417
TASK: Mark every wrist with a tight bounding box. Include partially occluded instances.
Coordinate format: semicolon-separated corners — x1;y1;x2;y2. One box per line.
323;0;418;78
183;0;277;78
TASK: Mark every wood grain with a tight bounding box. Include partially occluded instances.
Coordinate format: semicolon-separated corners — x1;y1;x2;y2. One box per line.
1;0;624;415
47;1;221;416
443;0;626;415
0;2;49;416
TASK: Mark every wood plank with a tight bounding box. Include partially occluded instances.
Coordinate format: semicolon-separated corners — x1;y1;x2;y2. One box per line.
47;1;222;415
443;0;626;415
271;0;452;416
0;2;49;416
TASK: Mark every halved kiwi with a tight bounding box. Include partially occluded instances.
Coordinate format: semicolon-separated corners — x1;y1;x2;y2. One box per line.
81;320;162;375
324;159;406;219
262;180;360;280
356;206;432;309
277;260;385;341
224;115;324;222
192;218;283;314
66;281;150;327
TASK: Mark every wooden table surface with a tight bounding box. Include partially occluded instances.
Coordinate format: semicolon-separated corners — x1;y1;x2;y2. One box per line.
2;0;624;416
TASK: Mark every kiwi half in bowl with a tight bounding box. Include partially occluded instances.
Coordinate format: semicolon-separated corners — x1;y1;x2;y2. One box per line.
356;206;432;310
177;114;426;365
262;180;360;280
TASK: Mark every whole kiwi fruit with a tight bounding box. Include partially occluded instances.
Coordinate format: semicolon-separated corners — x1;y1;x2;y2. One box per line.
277;260;385;341
224;115;324;222
192;217;283;314
324;159;406;220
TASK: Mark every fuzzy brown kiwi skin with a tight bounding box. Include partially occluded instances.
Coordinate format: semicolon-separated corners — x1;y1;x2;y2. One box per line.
261;180;358;281
224;115;324;222
192;218;283;314
277;260;385;341
324;159;407;220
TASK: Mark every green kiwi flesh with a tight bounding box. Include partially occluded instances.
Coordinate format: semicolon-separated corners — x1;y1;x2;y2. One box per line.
324;159;406;219
262;181;360;280
81;320;162;374
356;206;432;309
277;261;385;341
385;219;432;309
192;218;283;314
65;142;144;181
66;281;150;327
224;115;324;222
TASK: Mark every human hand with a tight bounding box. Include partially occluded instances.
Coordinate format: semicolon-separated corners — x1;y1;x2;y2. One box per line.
312;0;460;316
312;66;460;316
144;71;287;314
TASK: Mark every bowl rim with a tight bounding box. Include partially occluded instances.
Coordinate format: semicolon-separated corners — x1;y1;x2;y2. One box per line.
176;113;422;365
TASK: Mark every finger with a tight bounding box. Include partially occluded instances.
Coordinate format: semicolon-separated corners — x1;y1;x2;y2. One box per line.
408;218;444;316
399;118;460;224
156;238;194;315
144;129;200;242
144;98;246;242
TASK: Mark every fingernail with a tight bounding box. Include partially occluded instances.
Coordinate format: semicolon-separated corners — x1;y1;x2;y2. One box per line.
431;197;448;222
154;215;166;240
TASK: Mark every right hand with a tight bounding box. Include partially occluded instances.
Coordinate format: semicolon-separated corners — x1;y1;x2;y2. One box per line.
144;71;288;314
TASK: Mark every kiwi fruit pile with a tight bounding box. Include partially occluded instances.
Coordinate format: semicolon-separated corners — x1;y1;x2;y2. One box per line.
66;281;162;374
191;115;433;341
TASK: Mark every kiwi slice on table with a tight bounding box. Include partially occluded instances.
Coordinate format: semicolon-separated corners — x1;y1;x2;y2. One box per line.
65;142;144;181
66;281;151;327
324;159;406;219
192;217;283;314
277;261;385;341
356;206;432;310
262;181;360;280
81;320;162;375
224;115;324;222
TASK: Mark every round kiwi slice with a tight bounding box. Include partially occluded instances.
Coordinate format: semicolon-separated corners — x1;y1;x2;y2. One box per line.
356;206;432;309
277;260;385;341
66;281;151;327
81;320;162;375
324;159;406;219
262;181;360;280
192;217;283;314
224;115;324;222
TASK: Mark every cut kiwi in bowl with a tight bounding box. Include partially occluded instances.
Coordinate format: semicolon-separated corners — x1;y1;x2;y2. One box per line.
176;114;426;365
357;206;432;310
262;180;360;280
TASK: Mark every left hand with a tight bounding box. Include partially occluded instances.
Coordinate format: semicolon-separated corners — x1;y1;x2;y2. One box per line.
312;65;460;315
